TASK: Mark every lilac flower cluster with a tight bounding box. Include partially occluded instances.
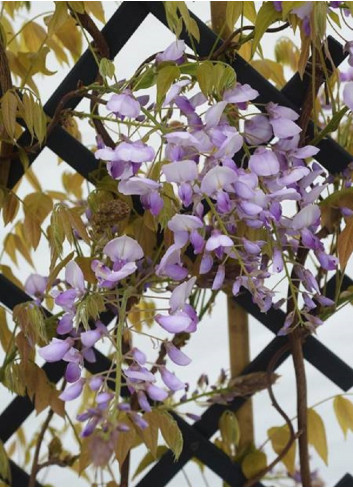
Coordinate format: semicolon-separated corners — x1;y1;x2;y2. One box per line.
26;39;340;443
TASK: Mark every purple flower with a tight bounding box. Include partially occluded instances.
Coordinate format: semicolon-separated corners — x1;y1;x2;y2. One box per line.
59;378;85;401
165;342;192;366
205;232;233;252
107;91;140;118
103;235;144;262
156;244;188;280
201;166;237;195
169;277;196;313
291;204;320;230
25;274;47;302
162;160;198;183
168;214;203;247
81;321;107;348
124;366;156;383
146;383;168;401
249;148;280;176
212;264;225;290
156;40;185;64
118;177;163;215
65;362;81;383
244;115;273;145
156;312;193;333
343;82;353;111
160;367;185;391
223;83;259;104
131;347;147;365
39;338;73;362
57;313;74;335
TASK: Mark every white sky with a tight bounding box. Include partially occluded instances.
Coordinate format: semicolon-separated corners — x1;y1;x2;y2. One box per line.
1;1;353;487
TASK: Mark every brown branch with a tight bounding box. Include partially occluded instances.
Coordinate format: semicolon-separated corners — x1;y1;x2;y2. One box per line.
28;408;54;486
212;22;289;60
243;343;299;487
70;8;115;148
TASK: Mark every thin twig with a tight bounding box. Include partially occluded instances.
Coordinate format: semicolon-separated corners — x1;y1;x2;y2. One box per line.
243;343;298;487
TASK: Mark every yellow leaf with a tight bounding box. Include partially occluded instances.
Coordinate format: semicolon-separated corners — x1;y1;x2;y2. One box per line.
251;59;285;87
67;208;90;244
62;172;84;199
307;408;328;465
24;192;53;223
47;251;75;288
75;257;97;284
21;92;36;139
0;307;12;351
84;1;105;23
25;166;42;192
268;425;296;474
334;396;353;438
45;2;70;36
137;412;159;458
68;1;85;14
0;439;10;484
32;101;48;145
22;21;46;51
114;424;137;469
241;450;267;479
23;215;41;250
0;265;22;290
55;16;83;61
338;216;353;268
2;191;20;225
1;90;17;139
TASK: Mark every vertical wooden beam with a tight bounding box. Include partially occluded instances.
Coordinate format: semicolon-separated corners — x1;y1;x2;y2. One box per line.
227;298;254;448
210;1;254;450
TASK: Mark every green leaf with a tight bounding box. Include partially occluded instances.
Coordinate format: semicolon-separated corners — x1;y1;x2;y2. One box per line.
197;61;213;96
268;426;296;474
281;2;305;19
225;2;243;32
252;2;281;56
156;65;180;105
310;107;349;146
152;410;183;460
334;396;353;438
219;411;240;454
307;408;328;465
99;57;115;79
241;450;267;479
133;446;168;479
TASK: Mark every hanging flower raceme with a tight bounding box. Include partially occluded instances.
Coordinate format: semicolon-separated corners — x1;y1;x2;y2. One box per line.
28;36;343;449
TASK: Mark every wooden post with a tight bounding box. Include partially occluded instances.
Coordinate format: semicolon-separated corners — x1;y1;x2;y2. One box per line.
210;2;254;451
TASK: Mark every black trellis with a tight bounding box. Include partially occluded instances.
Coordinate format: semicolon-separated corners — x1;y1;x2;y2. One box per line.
1;2;353;486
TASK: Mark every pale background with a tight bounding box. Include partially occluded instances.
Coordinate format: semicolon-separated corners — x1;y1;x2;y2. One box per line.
0;1;353;486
